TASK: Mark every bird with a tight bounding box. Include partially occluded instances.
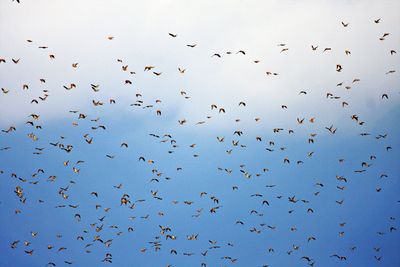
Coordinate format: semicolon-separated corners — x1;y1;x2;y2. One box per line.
341;21;349;27
0;8;397;267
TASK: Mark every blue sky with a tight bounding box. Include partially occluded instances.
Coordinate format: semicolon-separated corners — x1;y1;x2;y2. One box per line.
0;1;399;267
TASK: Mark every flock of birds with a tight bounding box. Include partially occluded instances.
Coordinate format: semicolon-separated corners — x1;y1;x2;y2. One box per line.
0;3;399;266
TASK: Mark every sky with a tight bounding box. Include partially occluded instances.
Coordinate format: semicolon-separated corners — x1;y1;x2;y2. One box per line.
0;0;399;267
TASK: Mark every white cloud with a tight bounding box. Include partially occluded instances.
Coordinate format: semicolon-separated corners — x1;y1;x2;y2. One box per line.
0;0;399;135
